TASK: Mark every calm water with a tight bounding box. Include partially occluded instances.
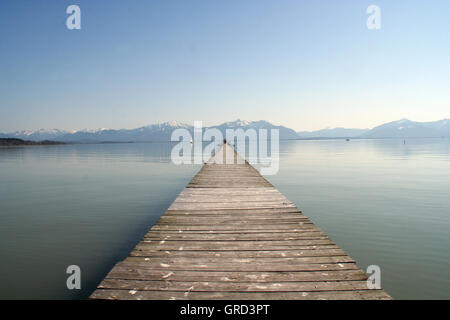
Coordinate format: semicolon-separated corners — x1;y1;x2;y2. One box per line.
0;139;449;299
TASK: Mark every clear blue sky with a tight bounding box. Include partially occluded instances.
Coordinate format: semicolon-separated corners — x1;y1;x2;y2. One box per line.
1;0;449;132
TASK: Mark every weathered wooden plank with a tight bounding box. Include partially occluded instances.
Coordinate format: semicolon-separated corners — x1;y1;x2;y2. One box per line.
123;255;355;264
97;279;373;292
150;224;315;231
153;223;314;227
165;208;302;214
160;214;306;220
172;198;292;204
130;249;348;258
145;230;323;237
91;289;392;300
167;205;297;211
114;261;358;272
104;269;367;282
147;228;319;233
143;232;327;241
133;245;340;252
179;189;282;195
154;216;309;222
157;217;309;223
138;239;333;246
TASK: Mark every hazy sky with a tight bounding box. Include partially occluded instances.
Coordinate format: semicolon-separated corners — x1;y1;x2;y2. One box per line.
1;0;449;132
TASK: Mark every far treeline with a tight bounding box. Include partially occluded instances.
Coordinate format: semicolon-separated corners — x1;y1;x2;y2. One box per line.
0;138;66;146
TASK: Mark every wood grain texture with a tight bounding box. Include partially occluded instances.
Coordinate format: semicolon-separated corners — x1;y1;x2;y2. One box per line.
90;144;392;300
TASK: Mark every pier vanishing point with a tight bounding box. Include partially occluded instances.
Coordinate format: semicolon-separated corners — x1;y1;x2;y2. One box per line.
91;144;392;300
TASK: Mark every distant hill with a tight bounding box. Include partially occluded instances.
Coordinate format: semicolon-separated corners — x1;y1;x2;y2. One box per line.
297;128;369;139
360;119;450;138
298;119;450;139
0;138;65;146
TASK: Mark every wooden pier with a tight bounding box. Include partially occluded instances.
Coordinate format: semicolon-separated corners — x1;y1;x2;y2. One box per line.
90;144;391;300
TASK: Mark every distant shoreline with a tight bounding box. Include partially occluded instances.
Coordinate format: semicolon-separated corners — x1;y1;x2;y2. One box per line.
1;136;447;147
0;138;66;147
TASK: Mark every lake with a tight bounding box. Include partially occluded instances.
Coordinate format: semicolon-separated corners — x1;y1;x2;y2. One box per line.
0;139;449;299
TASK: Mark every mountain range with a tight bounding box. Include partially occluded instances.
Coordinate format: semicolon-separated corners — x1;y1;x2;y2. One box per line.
1;119;449;142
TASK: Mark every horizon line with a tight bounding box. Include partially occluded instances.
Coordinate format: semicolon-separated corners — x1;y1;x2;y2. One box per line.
1;117;450;134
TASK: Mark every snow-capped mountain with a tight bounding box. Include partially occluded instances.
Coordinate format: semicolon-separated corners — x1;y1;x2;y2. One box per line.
360;119;450;138
211;119;298;140
297;119;450;139
58;121;194;142
1;129;69;141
